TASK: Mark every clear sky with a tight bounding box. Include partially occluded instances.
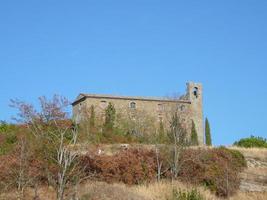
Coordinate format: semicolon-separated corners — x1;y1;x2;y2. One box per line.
0;0;267;146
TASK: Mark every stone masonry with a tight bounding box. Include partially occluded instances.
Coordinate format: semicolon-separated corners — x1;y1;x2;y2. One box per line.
72;82;204;145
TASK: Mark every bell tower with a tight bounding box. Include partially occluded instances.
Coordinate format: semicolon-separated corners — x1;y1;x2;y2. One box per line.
187;82;204;145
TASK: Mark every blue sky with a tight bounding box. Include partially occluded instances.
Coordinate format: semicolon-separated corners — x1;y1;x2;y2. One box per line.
0;0;267;145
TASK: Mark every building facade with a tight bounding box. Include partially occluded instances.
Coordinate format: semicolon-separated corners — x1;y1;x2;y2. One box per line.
72;82;204;145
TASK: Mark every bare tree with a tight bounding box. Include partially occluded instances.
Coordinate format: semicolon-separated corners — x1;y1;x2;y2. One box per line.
155;144;163;181
10;95;70;136
50;126;79;200
10;95;87;200
168;111;189;180
117;109;157;139
16;137;30;199
0;135;35;200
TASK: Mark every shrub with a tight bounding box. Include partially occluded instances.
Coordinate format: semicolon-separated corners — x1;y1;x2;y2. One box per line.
0;144;47;191
0;124;18;155
0;121;17;133
234;135;267;148
190;120;198;146
80;146;246;197
104;102;116;133
168;188;204;200
205;118;212;146
178;147;247;197
0;134;17;155
225;147;247;170
81;148;159;185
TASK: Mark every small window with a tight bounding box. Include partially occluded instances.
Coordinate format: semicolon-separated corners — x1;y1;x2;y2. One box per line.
193;87;199;98
158;113;163;122
78;103;82;111
130;102;136;109
158;104;163;111
180;105;186;111
100;100;107;109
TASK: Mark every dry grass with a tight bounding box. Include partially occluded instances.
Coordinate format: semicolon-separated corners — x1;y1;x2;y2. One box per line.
78;181;146;200
228;146;267;161
78;181;267;200
1;181;266;200
228;191;267;200
132;181;216;200
0;186;56;200
75;144;267;161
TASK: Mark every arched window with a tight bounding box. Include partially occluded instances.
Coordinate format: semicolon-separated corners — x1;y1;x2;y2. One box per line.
130;102;136;109
158;103;163;111
193;87;199;98
180;105;186;111
100;100;107;109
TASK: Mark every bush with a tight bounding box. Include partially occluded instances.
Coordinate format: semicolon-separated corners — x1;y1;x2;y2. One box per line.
0;145;47;191
79;146;246;197
168;188;204;200
226;148;247;170
0;134;17;155
234;135;267;148
0;121;17;133
81;148;159;185
0;123;18;155
178;147;247;197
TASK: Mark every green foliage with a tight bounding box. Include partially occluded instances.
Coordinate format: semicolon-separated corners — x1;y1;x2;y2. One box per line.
104;103;116;132
168;188;204;200
234;135;267;148
190;120;198;146
5;133;17;144
0;121;17;133
155;121;169;144
0;121;8;132
80;104;170;145
0;122;18;155
0;133;17;155
224;147;247;169
159;120;164;137
205;118;212;146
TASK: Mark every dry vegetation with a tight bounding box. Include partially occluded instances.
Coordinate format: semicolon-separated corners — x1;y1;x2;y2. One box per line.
1;181;266;200
1;95;267;200
228;146;267;161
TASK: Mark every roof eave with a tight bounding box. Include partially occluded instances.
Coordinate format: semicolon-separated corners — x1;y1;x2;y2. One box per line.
71;95;87;106
72;94;191;105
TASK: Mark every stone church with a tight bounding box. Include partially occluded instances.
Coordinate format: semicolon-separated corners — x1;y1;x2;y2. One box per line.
72;82;204;145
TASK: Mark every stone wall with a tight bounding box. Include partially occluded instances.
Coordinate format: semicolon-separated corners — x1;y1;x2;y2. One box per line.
72;82;204;145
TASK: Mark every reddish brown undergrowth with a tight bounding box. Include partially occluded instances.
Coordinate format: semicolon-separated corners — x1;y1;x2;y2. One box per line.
0;145;247;198
80;147;246;197
178;147;247;197
81;148;159;185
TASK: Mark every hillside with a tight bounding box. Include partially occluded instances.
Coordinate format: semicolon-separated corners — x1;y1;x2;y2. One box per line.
229;147;267;192
1;143;267;200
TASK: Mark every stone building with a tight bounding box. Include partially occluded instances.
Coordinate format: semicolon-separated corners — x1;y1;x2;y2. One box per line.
72;82;204;145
